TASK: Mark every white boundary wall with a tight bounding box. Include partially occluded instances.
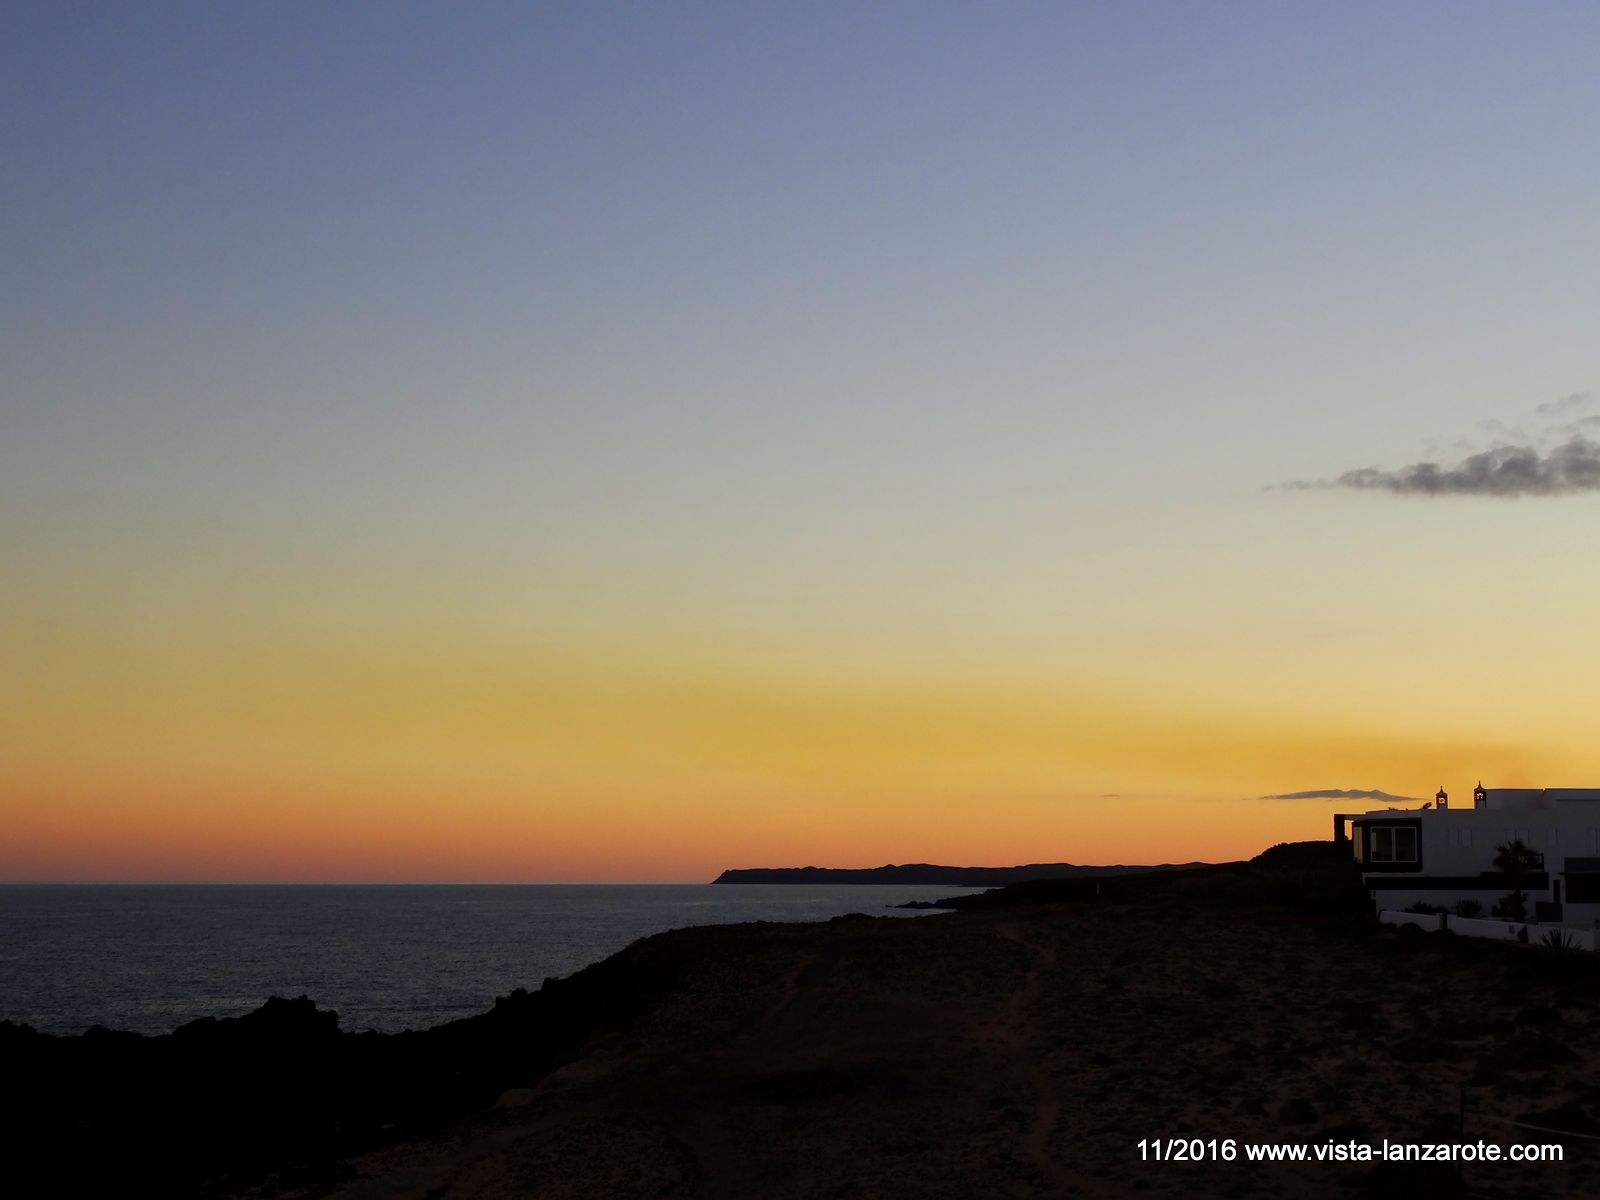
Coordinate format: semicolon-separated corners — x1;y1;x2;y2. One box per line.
1448;915;1527;941
1378;910;1443;932
1378;911;1600;951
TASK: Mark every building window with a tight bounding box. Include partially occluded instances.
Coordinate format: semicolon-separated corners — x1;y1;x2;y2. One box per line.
1368;826;1418;863
1569;874;1600;904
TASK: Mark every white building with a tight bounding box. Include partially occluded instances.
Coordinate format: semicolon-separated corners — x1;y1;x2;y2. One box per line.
1343;784;1600;927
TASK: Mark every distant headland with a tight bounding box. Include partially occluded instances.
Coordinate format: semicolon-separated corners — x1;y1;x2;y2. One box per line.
710;861;1207;886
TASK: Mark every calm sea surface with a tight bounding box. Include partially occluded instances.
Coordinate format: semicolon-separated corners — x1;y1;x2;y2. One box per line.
0;884;969;1035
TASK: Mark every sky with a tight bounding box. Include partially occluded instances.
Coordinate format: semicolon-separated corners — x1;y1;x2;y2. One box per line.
5;2;1600;881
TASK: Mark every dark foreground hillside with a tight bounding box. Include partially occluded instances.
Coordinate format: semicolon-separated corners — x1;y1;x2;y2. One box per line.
6;842;1600;1198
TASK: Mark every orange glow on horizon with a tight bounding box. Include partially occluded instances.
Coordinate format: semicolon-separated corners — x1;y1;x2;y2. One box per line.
2;652;1570;881
3;501;1590;883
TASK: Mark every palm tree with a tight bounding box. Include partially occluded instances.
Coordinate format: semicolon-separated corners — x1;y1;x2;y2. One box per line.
1493;839;1541;876
1491;839;1540;922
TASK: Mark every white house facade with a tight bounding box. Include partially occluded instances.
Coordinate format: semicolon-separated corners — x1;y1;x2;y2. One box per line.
1343;784;1600;928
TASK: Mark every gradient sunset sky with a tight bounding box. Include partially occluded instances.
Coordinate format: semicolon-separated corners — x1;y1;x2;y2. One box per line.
6;3;1600;881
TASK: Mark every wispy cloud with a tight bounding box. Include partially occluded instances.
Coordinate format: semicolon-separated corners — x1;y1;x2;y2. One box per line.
1555;414;1600;436
1260;788;1424;803
1537;392;1593;416
1281;394;1600;498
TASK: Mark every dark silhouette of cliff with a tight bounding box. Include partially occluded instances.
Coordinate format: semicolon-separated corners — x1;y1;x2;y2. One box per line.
0;937;714;1197
711;860;1206;885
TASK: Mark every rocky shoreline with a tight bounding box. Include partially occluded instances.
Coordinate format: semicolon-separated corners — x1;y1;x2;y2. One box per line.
7;844;1599;1198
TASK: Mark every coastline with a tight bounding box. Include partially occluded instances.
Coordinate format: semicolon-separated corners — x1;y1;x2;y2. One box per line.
6;845;1598;1198
0;882;973;1036
710;862;1208;886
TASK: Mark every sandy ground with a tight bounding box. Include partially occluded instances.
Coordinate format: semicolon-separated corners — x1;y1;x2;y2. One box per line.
274;901;1600;1200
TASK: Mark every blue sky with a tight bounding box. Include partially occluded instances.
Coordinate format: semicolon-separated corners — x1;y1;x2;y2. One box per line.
8;2;1599;515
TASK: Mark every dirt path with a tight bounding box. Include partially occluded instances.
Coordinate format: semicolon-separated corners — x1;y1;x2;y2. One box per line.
992;919;1069;1196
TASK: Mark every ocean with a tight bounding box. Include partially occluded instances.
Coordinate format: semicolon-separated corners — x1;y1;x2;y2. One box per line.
0;883;970;1035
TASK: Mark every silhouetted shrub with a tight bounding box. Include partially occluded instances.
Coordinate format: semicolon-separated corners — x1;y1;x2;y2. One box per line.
1491;890;1527;921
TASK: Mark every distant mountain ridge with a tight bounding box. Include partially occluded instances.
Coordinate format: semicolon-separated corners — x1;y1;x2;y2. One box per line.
710;861;1208;886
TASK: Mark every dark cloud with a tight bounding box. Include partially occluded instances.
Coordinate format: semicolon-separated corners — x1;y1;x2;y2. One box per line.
1260;788;1424;803
1291;435;1600;498
1280;392;1600;498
